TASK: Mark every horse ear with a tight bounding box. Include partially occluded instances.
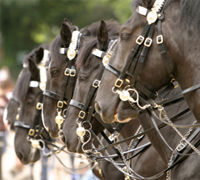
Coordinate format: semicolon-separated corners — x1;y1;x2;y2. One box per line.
28;58;39;79
60;21;72;48
63;18;72;25
35;47;44;65
97;20;109;51
142;0;153;8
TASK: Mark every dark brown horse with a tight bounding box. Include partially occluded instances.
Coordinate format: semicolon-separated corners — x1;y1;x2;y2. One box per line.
14;46;51;164
41;19;126;179
59;20;167;179
95;0;200;179
4;45;48;131
42;19;120;138
95;0;200;125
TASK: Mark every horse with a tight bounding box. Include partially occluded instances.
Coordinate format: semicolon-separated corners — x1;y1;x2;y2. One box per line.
3;44;49;131
94;0;200;179
42;18;120;138
42;19;132;179
95;0;200;125
59;19;167;179
13;46;51;164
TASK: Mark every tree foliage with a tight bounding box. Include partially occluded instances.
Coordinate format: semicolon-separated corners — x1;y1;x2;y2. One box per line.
0;0;133;79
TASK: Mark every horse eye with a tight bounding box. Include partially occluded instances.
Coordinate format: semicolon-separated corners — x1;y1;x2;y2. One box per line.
50;69;59;77
27;98;35;105
79;75;87;82
121;33;130;40
52;70;58;74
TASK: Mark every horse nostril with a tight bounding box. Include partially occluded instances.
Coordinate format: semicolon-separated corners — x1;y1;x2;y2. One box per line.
94;102;101;114
59;130;65;144
16;152;23;161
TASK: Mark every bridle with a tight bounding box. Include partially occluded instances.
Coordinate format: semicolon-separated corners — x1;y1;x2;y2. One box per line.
43;30;82;130
67;40;121;152
97;1;200;179
14;49;52;148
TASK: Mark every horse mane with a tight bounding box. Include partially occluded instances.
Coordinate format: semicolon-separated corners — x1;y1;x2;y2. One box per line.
132;0;200;31
76;20;120;69
180;0;200;31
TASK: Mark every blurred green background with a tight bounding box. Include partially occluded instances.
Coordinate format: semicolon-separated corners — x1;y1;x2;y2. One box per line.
0;0;134;80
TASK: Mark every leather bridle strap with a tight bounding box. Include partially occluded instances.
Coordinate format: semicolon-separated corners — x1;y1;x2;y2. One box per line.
69;99;116;135
130;24;155;87
118;22;150;81
106;63;158;100
97;107;190;153
43;90;68;101
157;18;174;79
155;83;200;106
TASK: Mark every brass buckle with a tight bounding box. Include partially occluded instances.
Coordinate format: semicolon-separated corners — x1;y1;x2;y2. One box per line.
70;69;76;77
115;78;123;88
28;129;35;136
78;110;86;119
144;38;152;47
36;102;43;110
156;35;163;44
176;142;185;152
64;68;70;76
57;101;64;108
171;78;179;89
92;80;100;88
136;35;145;45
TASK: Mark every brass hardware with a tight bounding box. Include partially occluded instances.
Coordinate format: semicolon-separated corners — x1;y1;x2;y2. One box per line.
171;78;179;89
78;110;86;119
28;129;35;136
156;35;163;44
76;123;86;137
57;101;63;108
125;78;130;83
16;114;19;120
70;69;76;77
92;80;100;88
55;111;64;130
136;35;145;45
102;54;110;66
64;68;70;76
115;78;123;88
147;10;158;25
119;90;131;101
36;102;43;110
39;82;46;91
67;49;76;60
144;38;153;47
31;139;39;148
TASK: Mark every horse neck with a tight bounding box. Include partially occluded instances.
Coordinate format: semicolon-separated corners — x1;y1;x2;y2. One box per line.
119;119;141;145
163;2;200;124
139;93;196;164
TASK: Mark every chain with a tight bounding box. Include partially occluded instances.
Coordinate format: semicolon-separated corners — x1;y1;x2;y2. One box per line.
159;107;200;156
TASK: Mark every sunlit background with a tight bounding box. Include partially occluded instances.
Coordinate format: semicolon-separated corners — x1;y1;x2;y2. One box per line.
0;0;133;80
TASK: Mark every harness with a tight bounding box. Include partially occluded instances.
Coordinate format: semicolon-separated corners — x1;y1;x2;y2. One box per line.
93;0;200;179
14;49;52;148
43;30;82;129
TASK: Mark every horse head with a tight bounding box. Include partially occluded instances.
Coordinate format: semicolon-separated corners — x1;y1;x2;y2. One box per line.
59;20;120;152
95;0;199;124
14;47;50;164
